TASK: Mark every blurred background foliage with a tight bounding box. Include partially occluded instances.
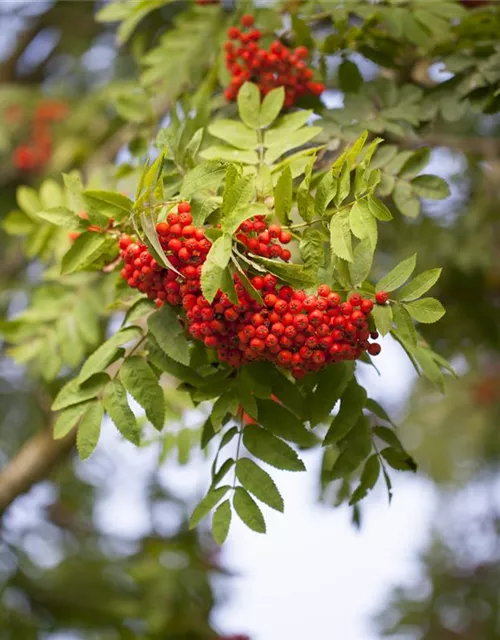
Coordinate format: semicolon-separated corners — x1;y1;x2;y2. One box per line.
0;1;500;638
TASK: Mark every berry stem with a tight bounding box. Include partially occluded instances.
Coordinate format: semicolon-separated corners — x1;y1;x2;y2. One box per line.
232;408;244;490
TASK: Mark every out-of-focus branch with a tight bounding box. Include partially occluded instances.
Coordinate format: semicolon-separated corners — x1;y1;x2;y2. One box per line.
0;429;76;514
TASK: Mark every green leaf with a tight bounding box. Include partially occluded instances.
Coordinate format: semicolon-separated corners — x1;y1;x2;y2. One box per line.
367;195;393;221
37;207;82;229
392;304;417;346
208;120;258;150
366;399;394;425
201;235;233;303
411;175;450;199
259;86;285;128
83;190;133;221
189;486;231;529
398;268;442;302
338;59;363;93
78;326;142;383
381;447;417;472
373;426;405;451
243;425;306;472
236;458;284;512
17;185;40;216
330;212;353;262
310;362;354;427
297;155;315;223
250;256;315;287
399;148;431;179
52;373;110;411
212;500;232;545
76;401;104;460
148;305;190;365
393;182;420;218
61;232;109;275
376;254;417;292
256;399;316;447
349;455;380;505
211;458;235;488
53;401;93;440
300;227;324;276
211;392;239;433
115;89;152;124
2;210;36;235
323;380;367;446
404;297;445;323
237;82;261;129
233;487;266;533
372;303;393;336
346;130;369;168
349;237;374;286
103;378;140;445
334;162;351;206
327;415;372;479
413;345;445;391
139;210;181;274
274;166;293;225
350;200;377;248
119;356;165;431
315;172;338;217
181;160;226;198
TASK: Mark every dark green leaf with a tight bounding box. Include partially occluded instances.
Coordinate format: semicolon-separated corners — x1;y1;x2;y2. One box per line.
103;378;140;445
189;485;231;529
373;426;405;451
310;361;355;427
212;500;232;545
119;356;165;431
349;455;380;505
256;398;316;447
76;401;104;460
339;59;363;93
148;305;190;365
243;425;306;472
381;447;417;472
211;392;239;433
233;487;266;533
324;380;367;446
236;458;284;512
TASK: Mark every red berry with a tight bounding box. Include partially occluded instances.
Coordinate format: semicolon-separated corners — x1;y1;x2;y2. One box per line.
368;343;382;356
241;14;254;27
318;284;330;297
178;202;191;214
361;299;374;313
376;291;389;304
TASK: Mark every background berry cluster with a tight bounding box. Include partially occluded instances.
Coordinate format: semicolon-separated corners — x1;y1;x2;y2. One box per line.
224;15;324;106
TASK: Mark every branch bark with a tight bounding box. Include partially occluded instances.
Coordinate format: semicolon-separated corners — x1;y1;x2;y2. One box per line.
0;429;76;514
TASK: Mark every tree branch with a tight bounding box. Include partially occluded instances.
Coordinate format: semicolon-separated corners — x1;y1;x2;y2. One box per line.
0;429;75;514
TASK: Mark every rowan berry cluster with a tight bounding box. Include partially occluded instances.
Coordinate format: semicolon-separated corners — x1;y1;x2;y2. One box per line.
236;217;292;261
10;99;68;172
119;202;381;378
224;15;325;107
